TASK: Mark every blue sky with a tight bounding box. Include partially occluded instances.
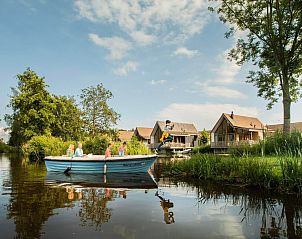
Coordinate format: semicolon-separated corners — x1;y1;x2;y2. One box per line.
0;0;301;133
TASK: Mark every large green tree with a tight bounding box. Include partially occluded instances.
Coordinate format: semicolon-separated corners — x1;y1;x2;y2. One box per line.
80;84;120;137
51;95;84;141
5;68;56;146
210;0;302;133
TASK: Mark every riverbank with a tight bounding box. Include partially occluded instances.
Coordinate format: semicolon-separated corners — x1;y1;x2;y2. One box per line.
162;154;302;194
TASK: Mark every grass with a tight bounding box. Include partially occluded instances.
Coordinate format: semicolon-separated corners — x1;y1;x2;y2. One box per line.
163;153;302;194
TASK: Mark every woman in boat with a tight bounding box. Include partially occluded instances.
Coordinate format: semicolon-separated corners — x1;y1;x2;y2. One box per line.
66;144;75;157
118;142;127;156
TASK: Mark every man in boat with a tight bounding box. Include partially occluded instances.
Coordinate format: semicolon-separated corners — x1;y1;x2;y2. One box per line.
74;142;84;157
155;120;174;153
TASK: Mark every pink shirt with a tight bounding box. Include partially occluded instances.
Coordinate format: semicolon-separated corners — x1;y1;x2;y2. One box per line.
105;147;111;158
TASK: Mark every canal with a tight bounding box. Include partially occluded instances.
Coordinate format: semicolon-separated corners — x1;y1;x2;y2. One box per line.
0;154;302;238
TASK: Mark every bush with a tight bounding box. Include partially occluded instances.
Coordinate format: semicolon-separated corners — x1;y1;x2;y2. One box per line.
25;135;76;161
192;145;212;154
25;135;150;161
0;142;16;153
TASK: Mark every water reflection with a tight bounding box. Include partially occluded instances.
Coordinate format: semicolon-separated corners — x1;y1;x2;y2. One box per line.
1;155;302;238
155;191;175;224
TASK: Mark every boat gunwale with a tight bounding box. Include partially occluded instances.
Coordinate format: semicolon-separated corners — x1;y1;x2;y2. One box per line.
44;155;157;163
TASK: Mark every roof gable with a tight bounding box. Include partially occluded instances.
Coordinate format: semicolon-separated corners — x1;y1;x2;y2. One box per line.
153;121;198;135
135;127;153;139
118;131;134;141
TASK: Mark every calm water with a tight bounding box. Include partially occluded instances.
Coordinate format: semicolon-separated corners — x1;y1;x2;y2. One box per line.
1;154;302;239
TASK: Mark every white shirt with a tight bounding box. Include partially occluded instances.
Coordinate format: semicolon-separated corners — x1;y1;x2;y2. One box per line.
75;148;83;157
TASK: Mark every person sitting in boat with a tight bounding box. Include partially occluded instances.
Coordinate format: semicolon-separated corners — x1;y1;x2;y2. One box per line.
155;120;174;153
105;143;112;159
118;142;127;156
66;144;75;157
74;142;84;157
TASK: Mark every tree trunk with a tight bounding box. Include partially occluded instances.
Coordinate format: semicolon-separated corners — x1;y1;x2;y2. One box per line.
282;90;291;134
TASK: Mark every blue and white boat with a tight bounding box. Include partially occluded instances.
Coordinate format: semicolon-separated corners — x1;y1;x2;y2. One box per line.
44;154;157;173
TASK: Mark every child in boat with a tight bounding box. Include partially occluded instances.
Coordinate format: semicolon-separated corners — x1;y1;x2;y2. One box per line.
105;143;112;159
155;120;174;152
118;142;127;156
66;144;75;157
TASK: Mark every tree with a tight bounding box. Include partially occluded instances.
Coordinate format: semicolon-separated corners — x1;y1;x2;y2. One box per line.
51;96;84;141
199;129;210;145
210;0;302;133
5;68;56;146
80;84;120;137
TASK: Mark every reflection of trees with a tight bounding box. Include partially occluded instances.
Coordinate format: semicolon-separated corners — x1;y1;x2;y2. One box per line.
162;177;302;239
6;157;74;239
78;188;118;230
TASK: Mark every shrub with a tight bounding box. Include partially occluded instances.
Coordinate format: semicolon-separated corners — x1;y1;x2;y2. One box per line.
0;142;16;153
192;145;212;154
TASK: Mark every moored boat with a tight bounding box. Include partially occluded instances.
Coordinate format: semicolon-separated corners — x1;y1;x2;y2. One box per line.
44;154;157;173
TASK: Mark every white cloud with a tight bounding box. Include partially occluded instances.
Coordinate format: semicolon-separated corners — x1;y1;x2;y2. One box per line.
174;47;199;58
130;31;156;45
113;61;138;76
149;80;167;85
157;103;259;130
196;82;246;99
75;0;210;44
88;33;132;60
211;49;241;84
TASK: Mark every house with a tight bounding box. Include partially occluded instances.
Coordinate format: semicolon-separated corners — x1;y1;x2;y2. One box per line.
134;127;153;145
150;121;199;151
211;113;265;152
267;122;302;134
117;130;134;142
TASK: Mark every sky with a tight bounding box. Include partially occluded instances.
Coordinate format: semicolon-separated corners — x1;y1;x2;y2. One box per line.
0;0;301;134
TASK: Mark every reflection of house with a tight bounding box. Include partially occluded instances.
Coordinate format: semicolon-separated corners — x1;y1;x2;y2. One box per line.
267;122;302;135
211;113;265;152
150;121;198;150
134;127;153;145
118;130;134;142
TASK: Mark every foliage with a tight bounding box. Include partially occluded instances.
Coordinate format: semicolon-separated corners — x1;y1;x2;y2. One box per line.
80;84;120;137
198;128;210;145
192;145;212;154
82;136;110;155
25;135;76;160
51;95;84;141
111;137;150;155
5;68;56;146
0;141;16;153
229;131;302;157
210;0;302;133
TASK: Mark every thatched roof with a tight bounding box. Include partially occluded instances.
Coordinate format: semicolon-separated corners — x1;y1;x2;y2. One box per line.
118;130;134;141
134;127;153;140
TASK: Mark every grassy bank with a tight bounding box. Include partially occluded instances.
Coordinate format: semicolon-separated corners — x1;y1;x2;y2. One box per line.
163;154;302;194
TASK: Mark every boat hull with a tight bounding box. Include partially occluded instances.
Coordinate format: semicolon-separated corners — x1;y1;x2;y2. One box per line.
44;155;157;173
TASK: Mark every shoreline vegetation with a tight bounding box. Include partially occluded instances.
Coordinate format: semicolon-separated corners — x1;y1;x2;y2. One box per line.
23;135;150;161
163;131;302;195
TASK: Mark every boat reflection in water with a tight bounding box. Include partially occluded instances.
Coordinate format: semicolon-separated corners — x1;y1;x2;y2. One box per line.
44;171;158;230
45;171;158;189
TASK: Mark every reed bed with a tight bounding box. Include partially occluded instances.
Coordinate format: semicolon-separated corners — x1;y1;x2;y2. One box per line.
164;153;302;194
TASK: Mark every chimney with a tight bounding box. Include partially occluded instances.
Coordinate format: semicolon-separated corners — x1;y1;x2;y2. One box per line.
230;111;234;119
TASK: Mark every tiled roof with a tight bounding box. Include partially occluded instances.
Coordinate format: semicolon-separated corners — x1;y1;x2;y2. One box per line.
267;122;302;132
135;127;153;139
223;113;264;130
